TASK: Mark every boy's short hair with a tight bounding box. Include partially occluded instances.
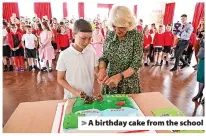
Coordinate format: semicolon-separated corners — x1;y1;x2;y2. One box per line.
73;19;92;34
167;24;172;27
139;19;143;22
26;25;31;28
159;25;163;27
60;21;64;25
181;14;187;17
10;24;16;27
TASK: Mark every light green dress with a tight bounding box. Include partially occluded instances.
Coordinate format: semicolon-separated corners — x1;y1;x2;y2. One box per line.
99;29;143;94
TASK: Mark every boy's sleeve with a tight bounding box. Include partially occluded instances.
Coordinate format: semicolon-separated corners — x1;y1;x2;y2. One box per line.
56;52;66;71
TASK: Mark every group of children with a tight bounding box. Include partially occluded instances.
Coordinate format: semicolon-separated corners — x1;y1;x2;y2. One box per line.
2;15;76;72
2;14;107;73
141;22;197;68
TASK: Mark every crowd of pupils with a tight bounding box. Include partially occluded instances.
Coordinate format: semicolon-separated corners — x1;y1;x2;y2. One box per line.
2;13;203;73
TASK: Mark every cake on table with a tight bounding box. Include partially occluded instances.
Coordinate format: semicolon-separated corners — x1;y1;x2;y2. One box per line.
62;93;144;131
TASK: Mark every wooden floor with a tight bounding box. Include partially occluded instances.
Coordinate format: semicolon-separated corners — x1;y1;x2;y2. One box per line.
3;56;205;126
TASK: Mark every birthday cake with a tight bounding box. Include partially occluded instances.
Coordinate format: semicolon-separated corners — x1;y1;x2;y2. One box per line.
62;93;144;131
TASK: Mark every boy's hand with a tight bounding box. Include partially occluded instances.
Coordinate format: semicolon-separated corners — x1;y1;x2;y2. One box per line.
73;89;81;97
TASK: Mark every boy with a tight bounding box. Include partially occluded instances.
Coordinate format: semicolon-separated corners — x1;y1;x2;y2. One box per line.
8;24;24;71
22;25;39;71
3;21;13;71
153;25;164;66
161;24;174;67
56;19;101;99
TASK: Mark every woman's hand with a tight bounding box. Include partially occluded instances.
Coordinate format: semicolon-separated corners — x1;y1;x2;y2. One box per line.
105;74;122;87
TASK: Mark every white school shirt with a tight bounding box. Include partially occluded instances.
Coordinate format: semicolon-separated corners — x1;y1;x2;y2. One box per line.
3;28;9;46
22;34;37;49
56;44;98;99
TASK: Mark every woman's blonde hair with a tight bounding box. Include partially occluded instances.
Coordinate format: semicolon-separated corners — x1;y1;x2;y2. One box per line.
107;5;136;31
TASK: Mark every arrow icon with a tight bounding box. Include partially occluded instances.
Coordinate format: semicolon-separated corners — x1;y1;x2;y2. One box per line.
81;121;87;125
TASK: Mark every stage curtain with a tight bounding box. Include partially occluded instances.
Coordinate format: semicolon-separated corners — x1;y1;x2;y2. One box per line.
78;2;84;18
134;5;137;17
63;2;68;17
34;2;52;19
192;2;204;33
163;3;175;25
3;2;19;22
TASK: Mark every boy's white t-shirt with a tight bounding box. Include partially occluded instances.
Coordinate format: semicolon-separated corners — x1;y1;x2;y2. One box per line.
3;28;9;46
56;44;98;99
22;34;37;49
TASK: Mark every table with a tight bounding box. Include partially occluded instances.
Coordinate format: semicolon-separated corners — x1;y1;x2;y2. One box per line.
3;92;178;133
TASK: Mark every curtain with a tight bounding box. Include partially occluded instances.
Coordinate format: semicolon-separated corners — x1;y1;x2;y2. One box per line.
34;2;52;19
163;3;175;25
78;2;84;18
192;2;205;33
3;2;19;22
63;2;68;17
134;5;137;17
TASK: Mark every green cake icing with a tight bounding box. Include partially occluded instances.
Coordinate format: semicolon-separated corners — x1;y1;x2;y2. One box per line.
63;94;136;129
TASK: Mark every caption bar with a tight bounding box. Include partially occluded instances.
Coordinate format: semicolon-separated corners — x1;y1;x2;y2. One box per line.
78;117;205;130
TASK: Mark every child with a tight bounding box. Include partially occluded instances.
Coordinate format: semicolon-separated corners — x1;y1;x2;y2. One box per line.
56;26;70;51
153;25;164;66
3;21;13;71
22;25;39;71
161;24;174;67
52;22;58;56
56;19;100;99
39;21;55;72
8;24;24;71
91;27;104;58
185;32;196;65
143;26;152;66
148;27;157;63
137;19;143;32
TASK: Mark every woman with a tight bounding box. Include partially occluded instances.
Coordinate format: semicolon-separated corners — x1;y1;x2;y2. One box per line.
192;32;204;104
39;21;55;72
193;17;204;70
97;5;143;94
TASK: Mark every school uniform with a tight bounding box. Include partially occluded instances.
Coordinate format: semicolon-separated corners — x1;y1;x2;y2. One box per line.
56;34;70;51
143;34;152;53
137;25;143;32
185;33;196;64
3;28;11;57
22;33;37;58
56;44;98;99
8;31;24;70
52;29;58;50
163;31;174;53
153;33;164;52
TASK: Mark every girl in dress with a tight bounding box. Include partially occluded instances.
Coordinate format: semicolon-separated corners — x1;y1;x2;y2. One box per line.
91;27;104;58
39;22;55;72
